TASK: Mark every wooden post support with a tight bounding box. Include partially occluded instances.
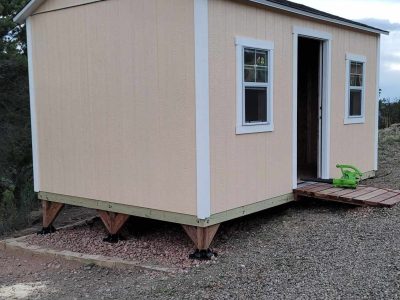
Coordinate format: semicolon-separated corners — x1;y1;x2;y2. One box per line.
42;200;64;228
182;224;220;250
97;210;130;235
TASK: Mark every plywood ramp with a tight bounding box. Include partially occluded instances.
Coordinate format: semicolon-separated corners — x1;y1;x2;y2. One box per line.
295;183;400;207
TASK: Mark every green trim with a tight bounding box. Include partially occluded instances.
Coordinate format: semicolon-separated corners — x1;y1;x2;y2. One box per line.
206;193;294;226
39;171;375;228
39;192;204;227
38;191;294;227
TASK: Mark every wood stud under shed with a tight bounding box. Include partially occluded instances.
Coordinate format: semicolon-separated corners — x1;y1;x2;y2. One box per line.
42;200;64;228
181;224;220;250
97;210;130;235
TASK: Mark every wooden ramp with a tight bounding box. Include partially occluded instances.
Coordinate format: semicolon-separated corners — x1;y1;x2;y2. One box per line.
294;182;400;207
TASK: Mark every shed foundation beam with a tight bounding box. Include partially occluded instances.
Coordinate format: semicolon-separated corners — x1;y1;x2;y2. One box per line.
97;210;130;243
39;200;64;234
182;224;220;259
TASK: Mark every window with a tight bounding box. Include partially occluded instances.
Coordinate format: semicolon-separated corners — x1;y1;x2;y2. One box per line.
236;37;274;134
345;54;366;124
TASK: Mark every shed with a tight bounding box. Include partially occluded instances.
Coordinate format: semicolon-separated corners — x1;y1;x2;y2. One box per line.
15;0;388;255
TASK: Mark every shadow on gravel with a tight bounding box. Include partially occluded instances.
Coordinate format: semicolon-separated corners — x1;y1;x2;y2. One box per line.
111;198;361;251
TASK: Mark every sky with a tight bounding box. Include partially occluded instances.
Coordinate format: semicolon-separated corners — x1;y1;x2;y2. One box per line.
292;0;400;99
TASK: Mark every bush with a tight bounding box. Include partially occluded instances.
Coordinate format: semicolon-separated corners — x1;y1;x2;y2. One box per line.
0;166;37;234
0;0;37;235
380;98;400;129
0;55;39;235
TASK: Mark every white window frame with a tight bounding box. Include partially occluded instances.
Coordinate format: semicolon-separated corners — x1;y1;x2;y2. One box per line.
344;53;366;124
235;37;274;134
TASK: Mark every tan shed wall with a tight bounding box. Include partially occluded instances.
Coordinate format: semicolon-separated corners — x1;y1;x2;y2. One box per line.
208;0;378;214
35;0;100;14
30;0;197;215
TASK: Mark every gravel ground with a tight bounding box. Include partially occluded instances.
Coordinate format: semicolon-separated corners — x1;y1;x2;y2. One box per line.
2;205;97;240
23;218;218;270
364;124;400;189
1;126;400;299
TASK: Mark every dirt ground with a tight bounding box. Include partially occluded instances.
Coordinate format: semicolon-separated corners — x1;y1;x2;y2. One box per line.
2;206;97;240
1;126;400;300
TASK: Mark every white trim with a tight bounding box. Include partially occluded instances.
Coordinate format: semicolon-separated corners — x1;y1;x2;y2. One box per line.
292;35;298;188
292;27;332;188
13;0;46;24
344;53;367;124
248;0;388;35
374;36;381;170
235;37;274;50
293;26;332;40
235;37;274;134
194;0;210;219
322;39;332;180
317;42;323;178
26;18;40;192
346;53;367;63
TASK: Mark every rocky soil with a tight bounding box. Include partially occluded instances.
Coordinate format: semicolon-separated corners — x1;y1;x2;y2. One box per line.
23;217;216;270
1;125;400;299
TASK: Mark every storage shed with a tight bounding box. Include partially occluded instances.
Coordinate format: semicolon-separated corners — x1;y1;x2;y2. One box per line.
15;0;388;256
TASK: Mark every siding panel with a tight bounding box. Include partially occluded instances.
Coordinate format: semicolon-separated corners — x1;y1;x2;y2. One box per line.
209;0;378;214
35;0;100;14
31;0;197;215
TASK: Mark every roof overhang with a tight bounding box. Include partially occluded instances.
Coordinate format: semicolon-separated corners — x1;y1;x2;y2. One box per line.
14;0;46;24
248;0;389;35
14;0;390;35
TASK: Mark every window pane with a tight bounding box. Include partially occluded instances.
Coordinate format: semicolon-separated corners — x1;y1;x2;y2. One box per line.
244;49;255;65
350;74;362;87
350;62;363;87
358;63;363;75
350;62;357;74
245;87;267;123
244;67;255;82
256;67;267;83
256;50;268;66
349;89;362;116
350;62;363;75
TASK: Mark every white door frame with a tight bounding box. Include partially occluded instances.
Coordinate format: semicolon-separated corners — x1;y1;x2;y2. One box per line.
317;42;323;179
292;26;332;188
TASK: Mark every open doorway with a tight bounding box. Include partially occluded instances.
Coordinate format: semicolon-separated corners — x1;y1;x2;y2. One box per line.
297;37;322;181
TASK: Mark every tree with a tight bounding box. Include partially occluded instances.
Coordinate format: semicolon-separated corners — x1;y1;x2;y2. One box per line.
0;0;28;57
0;0;35;234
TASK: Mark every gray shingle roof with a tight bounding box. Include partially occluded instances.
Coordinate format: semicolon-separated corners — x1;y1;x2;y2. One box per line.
248;0;389;34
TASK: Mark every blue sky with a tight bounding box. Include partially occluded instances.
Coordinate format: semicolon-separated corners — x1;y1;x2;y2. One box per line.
292;0;400;99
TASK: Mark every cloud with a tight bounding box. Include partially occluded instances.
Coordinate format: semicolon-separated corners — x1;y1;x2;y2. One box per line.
355;21;400;98
290;1;400;98
356;18;400;31
389;64;400;71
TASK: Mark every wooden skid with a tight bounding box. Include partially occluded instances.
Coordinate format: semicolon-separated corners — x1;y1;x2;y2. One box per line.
182;224;220;250
294;183;400;207
42;200;65;228
97;210;130;235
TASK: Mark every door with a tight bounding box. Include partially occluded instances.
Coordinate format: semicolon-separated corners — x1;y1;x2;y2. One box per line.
297;37;322;181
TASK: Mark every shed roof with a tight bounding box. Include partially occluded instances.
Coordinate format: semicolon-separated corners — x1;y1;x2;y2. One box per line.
14;0;389;35
251;0;389;35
